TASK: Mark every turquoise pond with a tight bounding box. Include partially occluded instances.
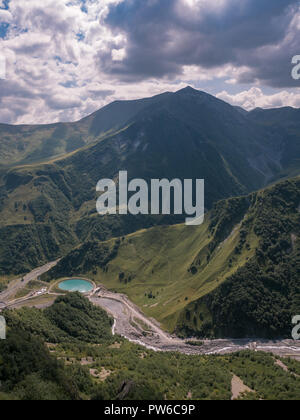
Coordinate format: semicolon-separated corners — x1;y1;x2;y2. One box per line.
58;279;94;293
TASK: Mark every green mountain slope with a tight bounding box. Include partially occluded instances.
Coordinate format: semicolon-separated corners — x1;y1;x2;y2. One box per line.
43;177;300;339
0;122;89;167
0;293;113;400
0;92;171;167
179;177;300;339
248;107;300;178
1;87;300;278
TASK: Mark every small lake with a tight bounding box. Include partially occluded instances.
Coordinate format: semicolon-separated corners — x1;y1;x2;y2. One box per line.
58;279;94;293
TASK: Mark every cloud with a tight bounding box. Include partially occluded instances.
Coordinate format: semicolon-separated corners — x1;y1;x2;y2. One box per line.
111;48;126;61
0;0;122;123
0;0;299;124
217;87;300;110
0;0;192;124
104;0;300;87
0;9;12;22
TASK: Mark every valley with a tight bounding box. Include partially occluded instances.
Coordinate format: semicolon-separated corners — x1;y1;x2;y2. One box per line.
90;290;300;359
1;262;300;361
0;88;300;381
39;175;300;339
2;0;300;401
2;291;300;400
1;172;299;340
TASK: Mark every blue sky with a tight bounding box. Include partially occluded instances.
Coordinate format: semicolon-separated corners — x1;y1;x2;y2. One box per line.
0;0;9;37
0;0;300;124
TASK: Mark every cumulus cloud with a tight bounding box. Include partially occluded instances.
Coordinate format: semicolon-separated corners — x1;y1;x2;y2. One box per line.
217;87;300;110
104;0;300;87
0;0;120;123
0;9;12;22
0;0;299;124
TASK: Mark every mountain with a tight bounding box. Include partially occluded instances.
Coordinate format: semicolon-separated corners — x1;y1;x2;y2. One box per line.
43;176;300;339
0;92;172;167
0;87;300;278
0;87;297;183
248;106;300;178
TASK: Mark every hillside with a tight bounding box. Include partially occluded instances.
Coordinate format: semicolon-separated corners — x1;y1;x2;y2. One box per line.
43;177;300;339
248;107;300;177
1;88;300;277
0;92;171;167
0;293;114;400
1;293;300;400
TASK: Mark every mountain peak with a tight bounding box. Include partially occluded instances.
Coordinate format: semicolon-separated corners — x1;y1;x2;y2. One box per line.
176;86;199;95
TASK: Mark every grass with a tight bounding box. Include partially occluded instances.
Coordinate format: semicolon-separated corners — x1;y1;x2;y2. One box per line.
84;217;258;332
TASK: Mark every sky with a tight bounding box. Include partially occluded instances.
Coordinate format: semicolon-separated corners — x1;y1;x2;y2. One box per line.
0;0;300;124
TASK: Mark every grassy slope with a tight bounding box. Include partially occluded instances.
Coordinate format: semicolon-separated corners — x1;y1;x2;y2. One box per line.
178;177;300;338
0;123;94;167
43;177;300;338
0;113;255;276
95;221;257;332
43;194;256;332
0;91;172;168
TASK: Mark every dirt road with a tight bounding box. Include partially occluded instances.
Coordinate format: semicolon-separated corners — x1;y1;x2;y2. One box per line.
0;260;59;303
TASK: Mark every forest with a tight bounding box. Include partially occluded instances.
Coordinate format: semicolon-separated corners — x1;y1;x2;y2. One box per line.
1;293;300;400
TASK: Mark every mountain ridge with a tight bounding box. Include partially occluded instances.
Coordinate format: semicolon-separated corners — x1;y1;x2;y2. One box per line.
0;87;300;278
1;87;299;171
